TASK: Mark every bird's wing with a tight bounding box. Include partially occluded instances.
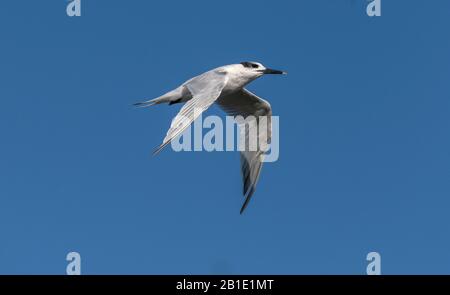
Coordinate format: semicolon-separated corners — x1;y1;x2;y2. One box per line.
154;70;228;154
216;88;272;214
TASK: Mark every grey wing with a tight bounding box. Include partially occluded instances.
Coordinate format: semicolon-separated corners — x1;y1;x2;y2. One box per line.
216;88;272;214
154;70;228;154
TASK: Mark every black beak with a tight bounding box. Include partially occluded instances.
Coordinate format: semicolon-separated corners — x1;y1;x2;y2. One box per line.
263;68;287;75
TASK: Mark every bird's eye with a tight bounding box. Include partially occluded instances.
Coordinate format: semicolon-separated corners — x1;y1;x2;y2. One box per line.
251;64;258;68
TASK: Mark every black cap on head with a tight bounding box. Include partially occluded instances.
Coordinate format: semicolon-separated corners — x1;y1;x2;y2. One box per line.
240;62;259;69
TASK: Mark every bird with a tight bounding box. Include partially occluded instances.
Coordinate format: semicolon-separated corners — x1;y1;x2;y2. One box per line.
134;62;286;214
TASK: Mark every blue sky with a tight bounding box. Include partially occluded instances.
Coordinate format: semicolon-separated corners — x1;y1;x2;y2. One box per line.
0;1;449;274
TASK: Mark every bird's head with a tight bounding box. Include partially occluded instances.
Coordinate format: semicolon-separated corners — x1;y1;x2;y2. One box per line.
239;61;287;79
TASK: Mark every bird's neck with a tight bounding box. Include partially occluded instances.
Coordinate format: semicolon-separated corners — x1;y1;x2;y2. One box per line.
223;72;256;94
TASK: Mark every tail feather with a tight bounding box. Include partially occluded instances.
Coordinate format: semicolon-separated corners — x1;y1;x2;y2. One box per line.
133;98;161;108
134;87;187;108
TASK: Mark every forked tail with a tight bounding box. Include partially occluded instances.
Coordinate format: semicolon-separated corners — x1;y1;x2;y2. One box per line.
133;86;188;108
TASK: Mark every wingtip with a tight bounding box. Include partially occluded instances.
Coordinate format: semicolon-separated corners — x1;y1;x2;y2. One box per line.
239;186;256;215
152;140;172;156
239;202;248;215
152;146;163;156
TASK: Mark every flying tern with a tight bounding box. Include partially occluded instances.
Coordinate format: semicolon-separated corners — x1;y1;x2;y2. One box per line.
134;62;286;214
